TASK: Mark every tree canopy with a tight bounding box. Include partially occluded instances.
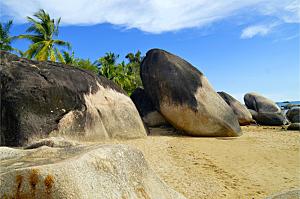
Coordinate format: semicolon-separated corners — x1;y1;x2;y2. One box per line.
3;9;143;95
18;9;71;62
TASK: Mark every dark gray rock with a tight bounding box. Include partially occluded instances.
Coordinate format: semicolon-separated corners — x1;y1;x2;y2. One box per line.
287;123;300;131
248;109;258;119
253;112;287;126
141;49;241;137
0;51;146;146
244;92;287;126
131;87;168;127
286;107;300;123
218;91;253;125
244;92;281;113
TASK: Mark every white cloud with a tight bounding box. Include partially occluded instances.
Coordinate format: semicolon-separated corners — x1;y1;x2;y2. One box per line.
0;0;299;34
240;23;278;39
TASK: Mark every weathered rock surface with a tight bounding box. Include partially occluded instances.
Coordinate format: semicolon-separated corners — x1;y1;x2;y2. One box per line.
265;189;300;199
0;51;147;146
287;123;300;131
141;49;241;137
253;112;287;126
24;137;79;149
249;109;287;126
218;91;253;125
286;107;300;123
0;144;186;199
244;92;286;126
248;109;258;120
131;88;168;127
244;92;281;113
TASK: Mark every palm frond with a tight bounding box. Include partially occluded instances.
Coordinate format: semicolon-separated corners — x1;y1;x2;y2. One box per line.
23;41;44;59
54;48;65;63
50;48;56;62
53;39;71;50
17;34;43;43
35;41;51;61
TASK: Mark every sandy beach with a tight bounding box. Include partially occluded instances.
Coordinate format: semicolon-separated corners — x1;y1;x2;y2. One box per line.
97;126;300;199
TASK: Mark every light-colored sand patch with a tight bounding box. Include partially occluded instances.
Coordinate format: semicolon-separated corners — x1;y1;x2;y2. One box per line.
92;125;300;199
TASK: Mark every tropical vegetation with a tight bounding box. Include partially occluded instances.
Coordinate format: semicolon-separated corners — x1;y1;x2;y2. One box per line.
0;9;142;95
0;20;19;53
17;9;71;62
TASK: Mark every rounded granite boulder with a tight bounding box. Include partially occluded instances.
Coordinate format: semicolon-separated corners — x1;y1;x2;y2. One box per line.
140;49;241;137
0;51;147;146
244;92;281;113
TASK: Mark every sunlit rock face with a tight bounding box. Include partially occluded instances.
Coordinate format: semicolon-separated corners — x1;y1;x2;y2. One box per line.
0;144;186;199
0;51;146;146
244;92;281;113
141;49;241;137
218;91;253;126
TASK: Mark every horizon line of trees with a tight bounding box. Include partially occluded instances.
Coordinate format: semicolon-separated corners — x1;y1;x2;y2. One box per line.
0;9;142;95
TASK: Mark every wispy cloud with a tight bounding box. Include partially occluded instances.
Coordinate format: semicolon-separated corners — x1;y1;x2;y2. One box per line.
0;0;299;34
240;23;278;39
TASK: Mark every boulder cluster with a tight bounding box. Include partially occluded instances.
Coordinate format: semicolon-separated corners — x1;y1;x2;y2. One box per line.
132;49;297;134
0;49;298;198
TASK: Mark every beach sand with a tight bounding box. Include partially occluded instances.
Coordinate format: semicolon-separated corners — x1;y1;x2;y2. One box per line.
97;125;300;199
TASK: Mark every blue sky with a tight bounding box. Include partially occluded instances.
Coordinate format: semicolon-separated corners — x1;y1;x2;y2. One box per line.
1;0;299;102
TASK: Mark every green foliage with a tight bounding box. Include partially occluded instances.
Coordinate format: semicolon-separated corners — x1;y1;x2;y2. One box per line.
62;51;76;64
62;50;99;73
18;9;71;61
96;51;143;95
0;20;21;54
10;8;143;95
73;58;99;73
125;51;143;91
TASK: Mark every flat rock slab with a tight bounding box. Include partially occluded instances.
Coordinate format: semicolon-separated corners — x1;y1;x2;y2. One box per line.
265;190;300;199
0;144;185;199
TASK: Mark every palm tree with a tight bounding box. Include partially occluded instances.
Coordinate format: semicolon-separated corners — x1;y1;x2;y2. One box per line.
125;50;142;64
62;51;76;64
18;9;70;62
0;20;20;53
96;52;119;79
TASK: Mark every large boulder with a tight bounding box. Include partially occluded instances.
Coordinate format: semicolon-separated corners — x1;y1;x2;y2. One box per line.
0;144;186;199
244;92;281;113
0;51;147;146
286;107;300;123
140;49;241;137
218;91;253;125
131;87;168;127
244;92;286;126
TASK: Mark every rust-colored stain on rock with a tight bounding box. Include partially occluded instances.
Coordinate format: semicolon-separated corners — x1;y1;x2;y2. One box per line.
136;187;150;199
15;174;23;199
44;175;54;195
29;169;39;197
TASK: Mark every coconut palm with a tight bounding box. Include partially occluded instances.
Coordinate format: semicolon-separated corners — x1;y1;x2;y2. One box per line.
18;9;70;62
0;20;20;53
